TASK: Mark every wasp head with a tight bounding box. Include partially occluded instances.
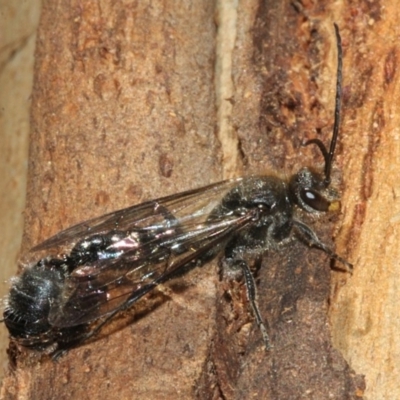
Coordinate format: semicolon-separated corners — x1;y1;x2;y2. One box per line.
289;167;340;214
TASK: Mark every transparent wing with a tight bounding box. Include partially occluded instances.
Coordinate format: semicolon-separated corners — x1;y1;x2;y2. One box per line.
48;212;254;328
32;178;252;328
32;178;244;255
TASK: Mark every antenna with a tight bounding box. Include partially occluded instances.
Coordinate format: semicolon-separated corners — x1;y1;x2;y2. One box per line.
305;23;343;187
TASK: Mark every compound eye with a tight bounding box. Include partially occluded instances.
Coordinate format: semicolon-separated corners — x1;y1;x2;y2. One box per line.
300;189;330;211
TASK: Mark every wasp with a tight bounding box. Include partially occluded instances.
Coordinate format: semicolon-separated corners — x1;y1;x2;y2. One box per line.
3;25;351;358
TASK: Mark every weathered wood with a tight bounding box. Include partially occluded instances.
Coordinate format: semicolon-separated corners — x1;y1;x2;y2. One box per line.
330;3;400;400
197;1;365;398
1;1;218;399
4;0;397;398
0;0;41;382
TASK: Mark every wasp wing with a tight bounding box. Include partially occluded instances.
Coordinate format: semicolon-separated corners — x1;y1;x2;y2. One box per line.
32;178;244;255
38;178;251;328
48;211;255;328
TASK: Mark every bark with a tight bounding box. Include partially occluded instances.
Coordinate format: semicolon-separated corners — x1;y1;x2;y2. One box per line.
330;2;400;399
0;0;40;380
2;1;219;399
4;0;398;398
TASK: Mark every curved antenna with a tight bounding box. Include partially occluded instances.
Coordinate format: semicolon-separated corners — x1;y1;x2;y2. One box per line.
305;23;343;187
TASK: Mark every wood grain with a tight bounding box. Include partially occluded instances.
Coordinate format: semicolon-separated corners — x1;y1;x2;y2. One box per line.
3;0;397;399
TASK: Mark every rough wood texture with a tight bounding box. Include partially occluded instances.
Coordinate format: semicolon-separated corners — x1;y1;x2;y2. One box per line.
0;0;41;379
4;0;397;398
196;1;365;399
2;1;219;399
331;2;400;399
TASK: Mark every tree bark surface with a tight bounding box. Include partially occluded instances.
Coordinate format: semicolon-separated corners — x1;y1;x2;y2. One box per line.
3;0;397;399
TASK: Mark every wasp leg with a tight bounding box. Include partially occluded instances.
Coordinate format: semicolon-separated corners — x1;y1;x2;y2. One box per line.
293;219;353;273
223;256;271;351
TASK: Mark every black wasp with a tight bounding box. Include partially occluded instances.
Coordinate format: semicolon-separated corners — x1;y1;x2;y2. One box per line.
3;25;351;358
